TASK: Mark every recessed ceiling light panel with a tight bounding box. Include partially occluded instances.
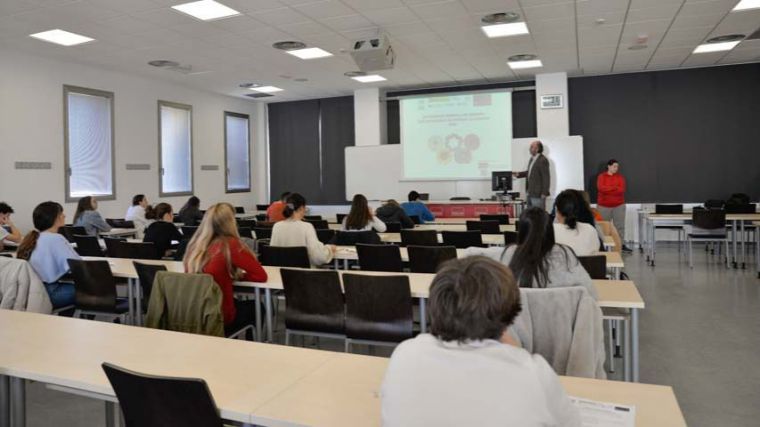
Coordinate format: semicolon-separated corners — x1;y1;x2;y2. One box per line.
29;29;94;46
351;74;386;83
285;47;333;59
250;86;283;93
693;40;741;53
508;59;543;69
733;0;760;11
481;22;529;38
171;0;240;21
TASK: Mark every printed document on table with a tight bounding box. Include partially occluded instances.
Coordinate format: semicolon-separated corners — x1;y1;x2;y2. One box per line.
570;397;635;427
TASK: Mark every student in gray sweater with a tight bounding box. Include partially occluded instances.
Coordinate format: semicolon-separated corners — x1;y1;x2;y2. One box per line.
72;196;111;236
464;207;596;299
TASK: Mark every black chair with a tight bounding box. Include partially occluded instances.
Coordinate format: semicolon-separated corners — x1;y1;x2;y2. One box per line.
704;200;725;209
256;204;269;211
234;206;245;214
304;219;329;230
181;226;198;241
449;197;471;201
237;219;256;229
256;214;268;221
106;219;134;228
316;229;336;245
343;274;414;352
687;208;728;268
102;362;223;427
725;203;756;214
132;262;167;307
259;245;311;268
103;237;126;257
237;227;253;239
503;231;518;246
336;213;348;224
466;220;501;234
73;235;104;257
280;269;345;346
254;227;272;240
385;222;402;232
655;204;684;214
480;214;510;225
172;214;182;224
67;259;129;323
333;231;381;246
356;244;403;272
441;231;483;249
304;215;322;221
409;215;422;225
60;225;87;243
117;241;160;260
407;245;457;273
578;255;607;280
400;229;438;246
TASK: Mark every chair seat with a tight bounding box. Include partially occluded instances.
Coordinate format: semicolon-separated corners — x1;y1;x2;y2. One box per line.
112;298;130;314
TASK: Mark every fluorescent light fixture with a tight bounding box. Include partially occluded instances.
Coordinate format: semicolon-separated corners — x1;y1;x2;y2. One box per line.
250;86;283;93
508;59;542;69
733;0;760;11
352;74;386;83
171;0;240;21
693;41;740;53
285;47;333;60
481;22;529;38
29;29;94;46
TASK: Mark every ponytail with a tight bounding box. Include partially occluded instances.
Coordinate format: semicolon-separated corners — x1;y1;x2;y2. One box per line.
16;230;40;260
18;201;64;260
283;193;306;219
554;190;579;230
565;214;577;229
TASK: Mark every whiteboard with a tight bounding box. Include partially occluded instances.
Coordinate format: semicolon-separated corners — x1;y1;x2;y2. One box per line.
345;136;584;202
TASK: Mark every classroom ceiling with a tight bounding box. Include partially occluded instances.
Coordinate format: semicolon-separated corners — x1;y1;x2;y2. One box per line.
1;0;759;102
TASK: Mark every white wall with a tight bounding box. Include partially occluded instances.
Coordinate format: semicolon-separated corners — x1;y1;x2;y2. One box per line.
0;49;267;232
535;72;569;138
353;87;386;146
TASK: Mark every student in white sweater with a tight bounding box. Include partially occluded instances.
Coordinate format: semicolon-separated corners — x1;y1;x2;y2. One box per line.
270;193;336;266
125;194;153;238
341;194;386;232
551;190;600;256
381;256;581;427
464;207;596;299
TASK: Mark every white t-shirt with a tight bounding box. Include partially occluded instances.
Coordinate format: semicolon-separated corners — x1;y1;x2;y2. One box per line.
553;222;600;256
382;334;581;427
270;219;333;266
341;216;387;232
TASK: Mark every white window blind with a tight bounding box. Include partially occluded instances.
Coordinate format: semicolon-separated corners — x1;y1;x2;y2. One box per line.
65;87;114;201
159;102;193;196
225;112;251;192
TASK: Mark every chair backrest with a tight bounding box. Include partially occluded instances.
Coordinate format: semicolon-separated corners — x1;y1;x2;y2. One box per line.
503;231;518;246
253;227;272;240
577;255;607;280
449;197;471;201
280;269;344;335
333;231;381;246
259;245;311;268
655;204;683;214
237;227;253;239
408;215;422;225
255;214;268;222
304;219;329;230
236;219;256;229
479;214;509;224
181;226;198;241
103;237;126;257
725;203;756;214
400;229;438;246
106;219;134;228
132;262;168;302
727;192;750;205
465;220;501;234
60;225;87;242
172;214;182;224
692;208;726;230
315;229;336;245
384;222;402;232
343;274;413;343
102;362;223;427
441;231;484;249
407;245;457;273
234;206;245;214
67;259;118;311
146;271;225;336
356;244;403;272
418;193;430;201
704;199;725;209
73;235;104;257
336;213;348;224
255;204;269;211
304;215;322;221
118;241;160;260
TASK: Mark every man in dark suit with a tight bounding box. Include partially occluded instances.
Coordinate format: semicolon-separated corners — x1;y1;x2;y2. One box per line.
513;140;550;210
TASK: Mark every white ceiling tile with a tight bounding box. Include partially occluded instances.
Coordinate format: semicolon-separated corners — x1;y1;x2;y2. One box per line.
361;7;419;26
252;7;310;25
670;13;724;28
658;26;713;47
321;14;375;32
460;0;521;14
341;0;406;11
279;19;331;37
294;1;356;20
578;24;623;48
678;0;736;17
383;21;433;36
630;0;682;8
576;0;629;16
409;0;470;20
208;15;264;34
710;9;760;35
576;11;626;29
523;2;576;21
129;7;197;27
612;63;646;72
626;4;681;23
681;51;724;66
220;0;285;13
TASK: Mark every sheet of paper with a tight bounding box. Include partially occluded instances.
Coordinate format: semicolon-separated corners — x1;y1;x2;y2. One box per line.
570;396;635;427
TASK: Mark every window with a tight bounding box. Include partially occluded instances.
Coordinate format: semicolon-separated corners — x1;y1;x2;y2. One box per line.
159;101;193;196
224;112;251;193
64;85;115;202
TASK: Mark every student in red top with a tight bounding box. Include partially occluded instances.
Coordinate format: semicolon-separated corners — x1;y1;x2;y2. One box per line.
183;202;268;336
266;191;291;222
596;159;631;253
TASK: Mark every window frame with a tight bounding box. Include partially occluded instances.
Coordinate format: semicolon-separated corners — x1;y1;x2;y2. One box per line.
63;85;116;203
224;111;252;194
158;100;194;198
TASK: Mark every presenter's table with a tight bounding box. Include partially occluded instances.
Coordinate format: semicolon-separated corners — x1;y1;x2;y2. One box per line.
425;200;525;218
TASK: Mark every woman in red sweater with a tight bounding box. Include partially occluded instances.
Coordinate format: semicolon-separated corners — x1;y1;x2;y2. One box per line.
184;202;268;336
596;159;631;253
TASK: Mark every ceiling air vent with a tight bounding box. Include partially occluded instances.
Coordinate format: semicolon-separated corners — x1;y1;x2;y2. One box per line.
272;41;307;51
481;12;520;24
706;34;745;43
245;93;274;99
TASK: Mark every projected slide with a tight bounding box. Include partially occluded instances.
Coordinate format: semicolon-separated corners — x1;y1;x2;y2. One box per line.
401;90;512;180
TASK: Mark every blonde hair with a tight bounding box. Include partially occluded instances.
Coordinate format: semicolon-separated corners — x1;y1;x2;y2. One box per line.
183;202;251;278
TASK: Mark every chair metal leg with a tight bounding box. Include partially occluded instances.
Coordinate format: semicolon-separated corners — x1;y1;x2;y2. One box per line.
10;377;24;427
688;237;694;268
614;320;622;357
1;375;9;427
285;330;291;346
344;339;351;353
605;320;615;373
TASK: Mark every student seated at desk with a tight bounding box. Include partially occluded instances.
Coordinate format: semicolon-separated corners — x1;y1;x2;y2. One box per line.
381;256;580;427
464;207;596;299
16;202;79;308
401;191;435;224
125;194;152;233
0;202;22;246
375;199;415;229
266;191;290;222
342;194;387;232
553;190;600;256
183;203;267;336
178;196;203;226
73;196;111;236
270;193;336;266
143;203;183;258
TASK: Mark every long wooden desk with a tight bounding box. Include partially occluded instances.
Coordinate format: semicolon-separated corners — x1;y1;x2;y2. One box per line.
0;309;682;427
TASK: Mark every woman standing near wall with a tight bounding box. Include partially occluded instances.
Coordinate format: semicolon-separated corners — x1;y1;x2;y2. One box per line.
596;159;632;253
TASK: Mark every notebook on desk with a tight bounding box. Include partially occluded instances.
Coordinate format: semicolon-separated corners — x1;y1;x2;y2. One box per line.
570;397;635;427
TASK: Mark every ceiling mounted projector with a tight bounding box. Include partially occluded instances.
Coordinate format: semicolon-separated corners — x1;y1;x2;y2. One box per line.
349;33;395;72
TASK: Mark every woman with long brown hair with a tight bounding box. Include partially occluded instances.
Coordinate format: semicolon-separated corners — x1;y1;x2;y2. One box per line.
183;203;267;335
73;196;111;236
342;194;386;232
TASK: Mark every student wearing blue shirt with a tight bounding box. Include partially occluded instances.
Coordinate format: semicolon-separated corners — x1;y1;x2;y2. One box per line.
401;191;435;224
17;202;79;308
73;196;111;236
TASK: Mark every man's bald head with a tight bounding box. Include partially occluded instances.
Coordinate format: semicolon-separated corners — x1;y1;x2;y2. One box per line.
529;140;543;155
